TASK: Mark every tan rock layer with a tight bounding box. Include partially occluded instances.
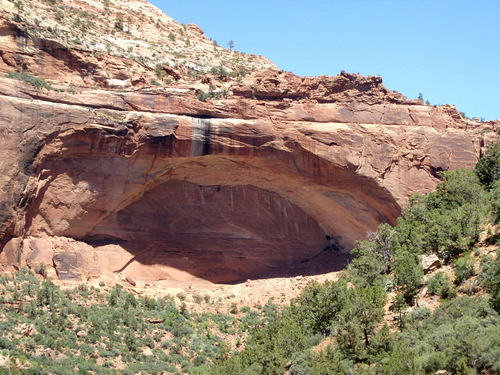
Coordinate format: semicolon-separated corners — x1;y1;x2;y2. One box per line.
0;0;497;283
0;86;495;282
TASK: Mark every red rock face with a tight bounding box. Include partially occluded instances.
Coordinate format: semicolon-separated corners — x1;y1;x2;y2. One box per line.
87;182;329;283
0;0;497;283
9;114;403;282
1;107;493;283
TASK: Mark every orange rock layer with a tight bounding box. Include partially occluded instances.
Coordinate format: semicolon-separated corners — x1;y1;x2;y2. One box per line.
0;0;497;283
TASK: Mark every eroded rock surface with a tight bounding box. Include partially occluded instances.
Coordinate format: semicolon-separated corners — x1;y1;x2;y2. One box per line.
0;0;497;283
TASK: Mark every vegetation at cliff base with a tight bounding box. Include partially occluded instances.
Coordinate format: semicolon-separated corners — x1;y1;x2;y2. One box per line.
0;271;266;374
0;143;498;374
212;141;500;375
6;71;55;91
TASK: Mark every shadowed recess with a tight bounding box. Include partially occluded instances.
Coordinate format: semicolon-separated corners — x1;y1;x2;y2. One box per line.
85;181;338;283
17;122;402;283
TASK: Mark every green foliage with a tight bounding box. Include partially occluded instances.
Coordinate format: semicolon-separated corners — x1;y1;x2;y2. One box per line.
395;169;486;261
393;250;423;303
336;283;385;357
209;65;238;78
0;270;241;374
196;87;228;101
349;224;395;287
391;293;409;330
229;302;238;314
383;349;421;375
290;279;348;335
426;272;455;298
453;254;476;285
6;71;53;90
429;169;486;209
14;1;23;11
491;180;500;224
239;314;307;374
290;345;355;375
404;296;500;374
154;63;165;79
196;90;210;101
240;310;260;327
476;142;500;190
480;249;500;313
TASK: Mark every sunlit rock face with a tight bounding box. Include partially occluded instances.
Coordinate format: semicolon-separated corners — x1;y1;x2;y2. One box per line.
86;181;329;283
11;115;400;282
0;0;495;283
1;110;489;283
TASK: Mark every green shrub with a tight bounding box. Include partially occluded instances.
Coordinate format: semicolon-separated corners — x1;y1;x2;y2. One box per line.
229;303;238;314
291;279;348;335
241;310;260;327
393;251;423;303
453;255;476;285
476;142;500;190
197;90;210;101
176;292;186;301
395;169;486;261
490;181;500;224
427;272;455;298
479;249;500;312
6;71;54;90
409;306;431;321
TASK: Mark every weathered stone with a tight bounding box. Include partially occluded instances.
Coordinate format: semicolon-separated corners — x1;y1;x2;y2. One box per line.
142;347;153;357
125;277;137;286
76;330;87;338
421;254;442;273
148;318;165;324
0;0;497;284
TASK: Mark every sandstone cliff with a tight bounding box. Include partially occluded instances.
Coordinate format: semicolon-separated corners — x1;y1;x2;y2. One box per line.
0;0;497;283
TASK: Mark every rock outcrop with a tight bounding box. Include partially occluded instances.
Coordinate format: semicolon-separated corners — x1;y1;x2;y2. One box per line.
0;0;497;283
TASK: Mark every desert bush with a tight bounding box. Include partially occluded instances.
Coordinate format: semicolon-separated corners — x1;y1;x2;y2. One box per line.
427;272;455;298
176;292;186;301
240;310;260;327
393;250;423;303
476;142;500;190
453;254;476;285
229;303;238;314
6;71;54;90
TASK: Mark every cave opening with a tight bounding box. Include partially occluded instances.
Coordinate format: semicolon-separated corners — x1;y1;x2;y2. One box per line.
83;180;347;283
18;128;400;284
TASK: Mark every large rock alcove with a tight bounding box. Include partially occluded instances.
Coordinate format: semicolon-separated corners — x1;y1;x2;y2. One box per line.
0;115;407;283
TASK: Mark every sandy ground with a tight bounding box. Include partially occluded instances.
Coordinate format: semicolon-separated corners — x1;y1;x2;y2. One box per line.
80;251;351;313
76;267;343;315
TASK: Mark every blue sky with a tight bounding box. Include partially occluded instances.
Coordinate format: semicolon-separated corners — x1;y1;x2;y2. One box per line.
151;1;500;120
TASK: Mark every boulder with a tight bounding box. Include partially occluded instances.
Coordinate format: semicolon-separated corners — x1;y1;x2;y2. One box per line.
421;254;442;273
